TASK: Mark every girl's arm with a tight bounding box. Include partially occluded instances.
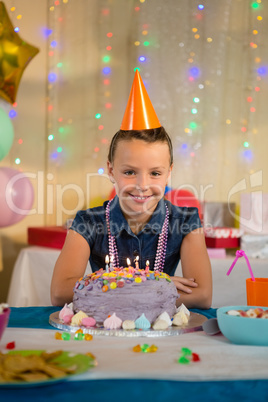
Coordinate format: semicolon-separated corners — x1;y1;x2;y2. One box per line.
171;228;212;309
50;230;90;306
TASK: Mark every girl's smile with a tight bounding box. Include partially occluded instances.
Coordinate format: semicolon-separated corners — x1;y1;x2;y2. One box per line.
107;138;172;228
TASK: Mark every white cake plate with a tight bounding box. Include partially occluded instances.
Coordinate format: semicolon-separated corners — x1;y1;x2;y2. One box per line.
49;311;207;337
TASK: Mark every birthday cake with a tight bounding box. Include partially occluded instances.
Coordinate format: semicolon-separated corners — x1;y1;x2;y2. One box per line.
71;267;178;327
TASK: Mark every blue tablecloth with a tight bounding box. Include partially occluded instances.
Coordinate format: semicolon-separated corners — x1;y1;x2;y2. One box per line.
2;307;268;402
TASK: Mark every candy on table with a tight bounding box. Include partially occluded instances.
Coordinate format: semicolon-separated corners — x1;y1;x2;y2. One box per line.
55;332;63;340
54;330;93;341
62;332;71;341
132;344;158;353
74;332;85;340
6;341;15;350
84;333;93;341
177;347;200;364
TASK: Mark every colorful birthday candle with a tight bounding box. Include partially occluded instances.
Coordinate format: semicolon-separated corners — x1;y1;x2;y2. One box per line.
145;260;150;273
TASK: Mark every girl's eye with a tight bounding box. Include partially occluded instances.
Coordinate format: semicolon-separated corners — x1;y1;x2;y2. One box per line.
151;171;161;177
124;170;135;176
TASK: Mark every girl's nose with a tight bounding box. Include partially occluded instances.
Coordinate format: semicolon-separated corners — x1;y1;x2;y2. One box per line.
136;174;149;191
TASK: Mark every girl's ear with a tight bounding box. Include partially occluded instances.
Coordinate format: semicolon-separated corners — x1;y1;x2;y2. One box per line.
107;161;115;183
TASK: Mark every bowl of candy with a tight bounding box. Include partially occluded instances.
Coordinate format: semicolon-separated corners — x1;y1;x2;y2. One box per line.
0;304;10;341
217;305;268;346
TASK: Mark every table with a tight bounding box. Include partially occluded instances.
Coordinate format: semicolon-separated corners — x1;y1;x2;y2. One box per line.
1;307;268;402
7;247;268;308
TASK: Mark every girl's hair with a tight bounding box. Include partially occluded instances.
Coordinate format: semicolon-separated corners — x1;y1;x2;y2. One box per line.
108;127;173;166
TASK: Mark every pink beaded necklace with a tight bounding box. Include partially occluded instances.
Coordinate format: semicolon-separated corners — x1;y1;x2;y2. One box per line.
106;199;169;272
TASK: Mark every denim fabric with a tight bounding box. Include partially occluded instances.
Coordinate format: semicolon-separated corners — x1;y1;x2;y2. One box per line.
70;195;202;276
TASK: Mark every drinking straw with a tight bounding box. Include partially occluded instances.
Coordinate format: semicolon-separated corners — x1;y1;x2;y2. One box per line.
226;250;255;281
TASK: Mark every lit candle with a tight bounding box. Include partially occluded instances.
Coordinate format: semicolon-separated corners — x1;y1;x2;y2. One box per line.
126;258;131;268
135;256;139;270
145;260;150;273
105;255;109;273
110;255;114;271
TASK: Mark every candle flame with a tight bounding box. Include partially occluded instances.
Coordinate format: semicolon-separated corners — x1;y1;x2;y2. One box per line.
105;255;109;263
136;256;139;261
110;255;114;262
126;258;131;266
146;260;149;266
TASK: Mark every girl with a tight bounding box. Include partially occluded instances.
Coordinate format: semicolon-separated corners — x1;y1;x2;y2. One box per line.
51;72;212;309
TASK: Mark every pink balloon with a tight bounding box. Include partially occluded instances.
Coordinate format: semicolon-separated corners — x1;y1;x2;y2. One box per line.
0;167;34;228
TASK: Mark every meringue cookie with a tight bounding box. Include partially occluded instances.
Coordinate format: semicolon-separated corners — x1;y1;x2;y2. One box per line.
176;303;190;316
172;311;189;326
104;313;122;329
59;303;74;321
153;319;169;330
82;316;96;328
155;311;172;326
135;313;151;330
122;320;136;330
71;310;88;326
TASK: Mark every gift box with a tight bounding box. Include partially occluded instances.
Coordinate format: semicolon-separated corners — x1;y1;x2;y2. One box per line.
204;227;243;249
203;202;236;228
27;226;67;249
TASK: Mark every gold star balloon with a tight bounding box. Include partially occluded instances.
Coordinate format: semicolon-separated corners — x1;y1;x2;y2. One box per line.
0;2;39;104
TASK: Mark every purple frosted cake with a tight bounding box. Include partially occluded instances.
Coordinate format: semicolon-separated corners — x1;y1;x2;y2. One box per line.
73;267;178;324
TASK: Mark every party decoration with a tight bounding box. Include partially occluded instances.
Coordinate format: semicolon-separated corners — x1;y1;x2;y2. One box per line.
109;187;116;200
120;70;161;130
0;107;14;160
165;189;201;215
0;167;34;228
0;2;39;103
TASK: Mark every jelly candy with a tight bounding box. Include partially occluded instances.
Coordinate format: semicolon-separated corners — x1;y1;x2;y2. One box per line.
147;345;158;353
110;282;117;289
141;343;149;352
55;332;63;340
75;329;83;334
6;341;15;350
192;352;200;362
133;344;142;352
62;332;71;341
74;332;85;340
178;356;190;364
102;285;109;292
84;334;93;341
181;347;192;356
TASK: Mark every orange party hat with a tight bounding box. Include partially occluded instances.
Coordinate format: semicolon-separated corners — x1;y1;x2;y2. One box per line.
120;70;161;130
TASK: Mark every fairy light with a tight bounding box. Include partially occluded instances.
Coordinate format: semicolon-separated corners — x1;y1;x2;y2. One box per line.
95;113;101;119
48;135;54;141
15;158;21;165
102;67;111;74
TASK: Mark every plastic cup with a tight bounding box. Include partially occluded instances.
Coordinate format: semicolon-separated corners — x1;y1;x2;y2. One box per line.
246;278;268;307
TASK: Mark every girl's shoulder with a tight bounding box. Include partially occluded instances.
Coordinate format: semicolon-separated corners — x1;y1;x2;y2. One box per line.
165;200;200;222
73;201;108;224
